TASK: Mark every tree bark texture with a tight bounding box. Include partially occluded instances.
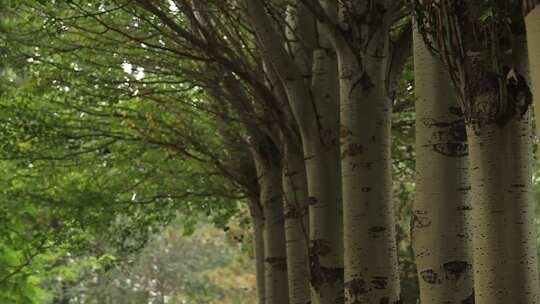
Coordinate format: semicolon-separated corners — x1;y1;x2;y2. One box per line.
526;5;540;144
337;43;399;304
306;44;343;304
251;201;267;304
412;28;474;304
467;113;539;304
282;134;311;304
334;3;400;301
245;1;344;302
253;144;290;304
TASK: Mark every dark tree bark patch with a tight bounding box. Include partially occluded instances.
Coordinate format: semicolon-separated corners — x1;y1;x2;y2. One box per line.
310;239;331;257
342;143;364;159
456;205;472;211
371;276;388;289
420;269;441;284
422;118;468;157
443;261;472;281
361;186;372;192
284;203;304;219
368;226;387;238
309;240;343;291
307;196;318;206
310;266;343;292
265;257;287;272
344;278;369;302
412;213;431;229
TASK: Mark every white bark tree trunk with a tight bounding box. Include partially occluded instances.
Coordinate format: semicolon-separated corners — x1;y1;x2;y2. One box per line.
250;198;266;304
245;2;343;302
526;5;540;145
467;114;539;304
412;28;474;304
306;45;343;304
253;144;290;304
283;134;311;304
337;42;399;304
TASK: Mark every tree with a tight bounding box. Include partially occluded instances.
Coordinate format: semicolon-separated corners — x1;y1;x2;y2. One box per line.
5;2;540;304
412;27;473;303
414;1;540;302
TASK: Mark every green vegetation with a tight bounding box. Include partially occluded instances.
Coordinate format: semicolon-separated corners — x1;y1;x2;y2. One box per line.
2;1;540;304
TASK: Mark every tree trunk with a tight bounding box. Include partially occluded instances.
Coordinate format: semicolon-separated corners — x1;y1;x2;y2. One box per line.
287;5;344;302
467;112;539;303
306;45;343;304
337;40;400;304
245;1;343;302
412;2;540;303
412;28;474;304
470;22;540;304
250;196;266;304
526;5;540;145
253;145;290;304
282;135;311;304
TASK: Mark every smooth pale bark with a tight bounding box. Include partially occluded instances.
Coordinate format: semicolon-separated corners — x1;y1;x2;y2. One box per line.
253;216;266;304
245;1;343;302
412;29;474;303
335;13;400;301
282;135;311;304
412;2;539;302
526;6;540;146
250;198;266;304
288;6;343;303
467;112;539;304
329;2;402;302
254;147;289;304
465;31;540;304
306;45;343;304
